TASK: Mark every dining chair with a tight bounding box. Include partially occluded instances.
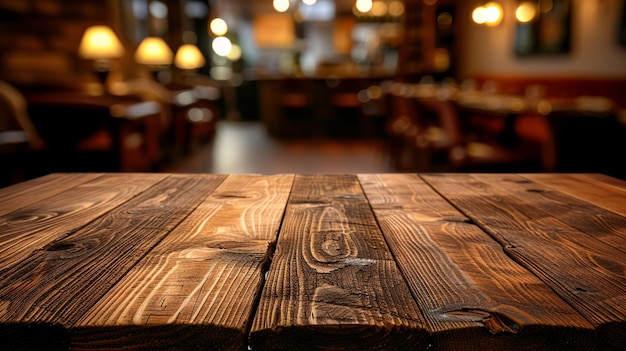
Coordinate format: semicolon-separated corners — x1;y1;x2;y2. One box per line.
0;80;45;185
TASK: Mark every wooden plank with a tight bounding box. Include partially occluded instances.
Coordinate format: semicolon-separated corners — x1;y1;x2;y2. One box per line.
580;174;626;191
0;173;104;216
422;173;626;351
480;174;626;253
0;174;226;350
359;174;595;350
250;175;430;350
73;174;294;351
525;173;626;216
0;173;167;270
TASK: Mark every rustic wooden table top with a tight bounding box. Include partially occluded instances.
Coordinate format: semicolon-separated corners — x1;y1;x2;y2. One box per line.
0;173;624;351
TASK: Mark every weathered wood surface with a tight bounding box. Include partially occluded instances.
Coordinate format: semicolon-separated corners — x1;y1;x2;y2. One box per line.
0;173;103;216
0;173;624;350
477;174;626;253
250;175;430;350
524;173;626;216
0;174;225;349
73;174;294;351
421;173;626;351
359;173;595;350
0;173;168;269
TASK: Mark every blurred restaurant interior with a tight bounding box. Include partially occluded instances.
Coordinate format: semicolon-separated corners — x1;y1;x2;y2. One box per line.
1;0;625;186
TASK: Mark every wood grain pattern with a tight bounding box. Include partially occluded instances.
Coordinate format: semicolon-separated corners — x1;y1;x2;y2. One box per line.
73;174;294;351
422;173;626;351
250;175;430;350
0;173;624;350
481;174;626;253
0;173;167;270
525;173;626;216
359;174;595;350
0;174;225;349
0;173;104;216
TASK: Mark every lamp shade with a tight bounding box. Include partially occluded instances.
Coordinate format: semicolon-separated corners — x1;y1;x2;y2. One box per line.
174;44;206;69
78;25;125;59
134;37;173;66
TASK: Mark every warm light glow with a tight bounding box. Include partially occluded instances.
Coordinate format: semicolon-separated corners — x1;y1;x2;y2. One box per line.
433;48;450;72
253;14;296;48
472;6;486;24
134;37;173;66
367;85;382;99
516;1;537;23
227;44;242;61
212;36;232;57
388;1;404;16
355;0;373;13
371;1;387;16
174;44;205;69
273;0;289;12
78;25;125;59
209;18;228;36
437;12;453;29
302;0;317;5
537;100;553;115
483;2;503;26
473;2;503;26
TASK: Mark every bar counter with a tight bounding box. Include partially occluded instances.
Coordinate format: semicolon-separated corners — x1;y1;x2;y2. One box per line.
0;173;624;350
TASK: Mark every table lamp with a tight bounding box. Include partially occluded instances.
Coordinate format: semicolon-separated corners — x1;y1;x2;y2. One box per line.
134;37;173;82
78;25;125;86
174;44;206;71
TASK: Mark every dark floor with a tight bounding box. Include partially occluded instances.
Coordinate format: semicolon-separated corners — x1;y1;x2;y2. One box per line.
161;120;394;174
